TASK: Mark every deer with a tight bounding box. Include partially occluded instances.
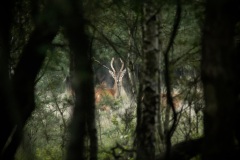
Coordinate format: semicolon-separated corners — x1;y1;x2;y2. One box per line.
141;90;183;112
95;58;126;111
63;58;126;112
160;92;183;112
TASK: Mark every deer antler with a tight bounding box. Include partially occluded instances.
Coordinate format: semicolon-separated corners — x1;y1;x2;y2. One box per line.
119;58;124;72
110;58;116;73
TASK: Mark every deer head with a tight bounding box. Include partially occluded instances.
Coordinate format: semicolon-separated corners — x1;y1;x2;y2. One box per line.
108;58;126;98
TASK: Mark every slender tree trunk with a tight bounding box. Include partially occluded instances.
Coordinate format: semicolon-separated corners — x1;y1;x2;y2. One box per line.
127;28;138;102
136;1;160;159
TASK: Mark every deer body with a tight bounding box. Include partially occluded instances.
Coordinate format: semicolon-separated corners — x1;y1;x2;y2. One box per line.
95;83;115;103
160;92;183;111
141;91;183;112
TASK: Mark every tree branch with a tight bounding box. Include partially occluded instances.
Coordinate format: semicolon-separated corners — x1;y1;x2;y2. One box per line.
163;0;182;158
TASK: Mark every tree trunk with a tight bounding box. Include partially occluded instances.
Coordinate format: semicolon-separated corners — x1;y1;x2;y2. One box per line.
136;1;160;160
127;28;138;102
0;1;59;159
201;0;240;159
63;1;97;160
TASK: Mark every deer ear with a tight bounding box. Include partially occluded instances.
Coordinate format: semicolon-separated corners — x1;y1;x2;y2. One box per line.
121;69;126;77
120;68;126;78
109;70;115;77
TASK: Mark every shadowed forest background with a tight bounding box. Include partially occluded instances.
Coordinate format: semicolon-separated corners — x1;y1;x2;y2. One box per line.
1;0;240;160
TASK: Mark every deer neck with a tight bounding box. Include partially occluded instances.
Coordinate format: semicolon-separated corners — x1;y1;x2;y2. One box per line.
112;79;122;98
112;79;118;98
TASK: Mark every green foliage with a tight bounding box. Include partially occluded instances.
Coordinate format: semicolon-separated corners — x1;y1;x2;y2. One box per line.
10;0;34;67
15;142;36;160
36;145;63;160
98;151;112;160
95;91;136;158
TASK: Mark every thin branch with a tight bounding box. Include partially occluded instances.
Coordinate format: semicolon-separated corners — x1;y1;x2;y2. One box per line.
89;24;124;60
111;143;136;159
163;0;182;158
171;46;199;65
92;57;111;70
34;49;53;85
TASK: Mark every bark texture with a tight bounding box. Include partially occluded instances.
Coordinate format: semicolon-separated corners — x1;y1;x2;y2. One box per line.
136;1;160;160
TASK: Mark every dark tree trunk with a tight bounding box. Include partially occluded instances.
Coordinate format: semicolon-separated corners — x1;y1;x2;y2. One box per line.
63;1;97;160
201;0;240;159
0;0;14;156
0;1;59;159
234;23;240;150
